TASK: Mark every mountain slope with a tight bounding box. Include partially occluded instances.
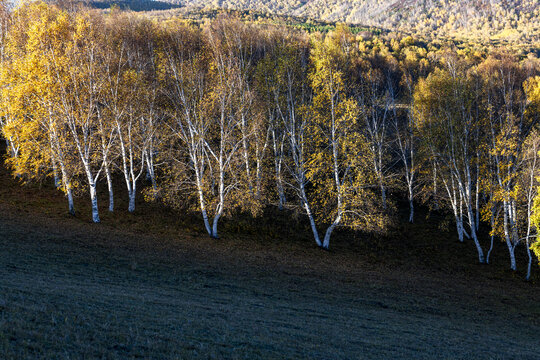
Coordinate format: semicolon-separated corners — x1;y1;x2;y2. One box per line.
166;0;539;42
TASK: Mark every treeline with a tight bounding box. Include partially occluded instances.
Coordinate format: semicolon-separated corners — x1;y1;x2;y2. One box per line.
1;2;540;279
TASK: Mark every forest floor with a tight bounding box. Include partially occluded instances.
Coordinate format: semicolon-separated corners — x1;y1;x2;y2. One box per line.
0;162;539;359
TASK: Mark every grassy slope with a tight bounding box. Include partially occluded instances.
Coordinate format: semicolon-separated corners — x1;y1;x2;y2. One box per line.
0;160;539;359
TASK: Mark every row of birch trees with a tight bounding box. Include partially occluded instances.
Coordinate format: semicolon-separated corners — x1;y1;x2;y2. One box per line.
1;2;540;278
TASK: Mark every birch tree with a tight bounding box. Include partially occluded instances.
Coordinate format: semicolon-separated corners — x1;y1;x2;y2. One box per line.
414;64;486;263
355;66;395;210
394;49;428;223
269;36;323;246
305;33;384;249
160;22;254;238
0;2;78;214
51;13;112;223
255;33;309;210
480;55;535;270
524;76;540;277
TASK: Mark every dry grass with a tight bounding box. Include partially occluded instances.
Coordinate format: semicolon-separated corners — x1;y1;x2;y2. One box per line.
0;162;539;359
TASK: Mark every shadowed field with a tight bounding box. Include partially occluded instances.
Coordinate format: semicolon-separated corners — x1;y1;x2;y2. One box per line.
0;167;539;359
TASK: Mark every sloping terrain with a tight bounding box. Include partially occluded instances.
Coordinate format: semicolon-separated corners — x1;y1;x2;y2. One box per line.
152;0;539;42
0;157;538;358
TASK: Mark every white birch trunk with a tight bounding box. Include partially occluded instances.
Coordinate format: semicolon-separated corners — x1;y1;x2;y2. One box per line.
89;181;100;223
241;113;253;194
466;202;485;263
457;216;465;243
272;129;286;210
408;187;414;223
380;179;387;210
475;155;480;231
195;169;212;236
67;186;75;216
104;163;114;212
525;223;533;280
211;139;226;239
464;165;485;263
128;184;136;213
443;174;465;242
52;159;61;189
301;185;322;247
145;154;158;194
487;206;496;264
323;213;341;249
59;161;75;216
506;239;517;271
323;77;343;250
502;200;517;270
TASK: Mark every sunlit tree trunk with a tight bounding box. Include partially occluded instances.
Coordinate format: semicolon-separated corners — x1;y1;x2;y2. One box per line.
486;204;497;264
58;157;75;216
502;200;517;270
322;90;342;249
271;126;287;210
461;162;485;263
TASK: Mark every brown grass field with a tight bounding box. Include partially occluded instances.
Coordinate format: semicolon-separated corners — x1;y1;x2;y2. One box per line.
0;160;539;359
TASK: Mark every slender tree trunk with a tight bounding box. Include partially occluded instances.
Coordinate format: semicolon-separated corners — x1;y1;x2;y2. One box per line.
7;137;19;159
300;183;321;247
526;239;533;281
211;155;225;239
52;159;61;189
272;130;286;210
503;200;517;270
59;163;75;216
408;186;414;223
145;153;158;195
487;234;495;264
444;176;464;242
525;192;535;280
104;163;114;212
195;170;212;236
128;181;136;213
255;143;264;199
277;180;286;210
467;203;485;264
323;213;341;249
457;216;465;243
89;181;100;223
241;116;253;194
506;240;517;271
464;166;485;263
475;156;480;231
487;206;496;264
212;211;221;239
380;179;387;210
67;186;75;216
304;199;321;247
325;82;342;249
459;191;470;240
525;225;533;280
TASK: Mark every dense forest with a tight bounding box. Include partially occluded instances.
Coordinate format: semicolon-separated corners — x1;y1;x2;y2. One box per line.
141;0;540;44
1;1;540;281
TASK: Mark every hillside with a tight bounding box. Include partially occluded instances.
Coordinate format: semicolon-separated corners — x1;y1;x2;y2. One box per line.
1;3;539;358
141;0;539;43
0;143;539;359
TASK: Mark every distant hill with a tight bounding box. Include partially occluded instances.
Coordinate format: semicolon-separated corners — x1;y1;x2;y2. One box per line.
143;0;539;43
